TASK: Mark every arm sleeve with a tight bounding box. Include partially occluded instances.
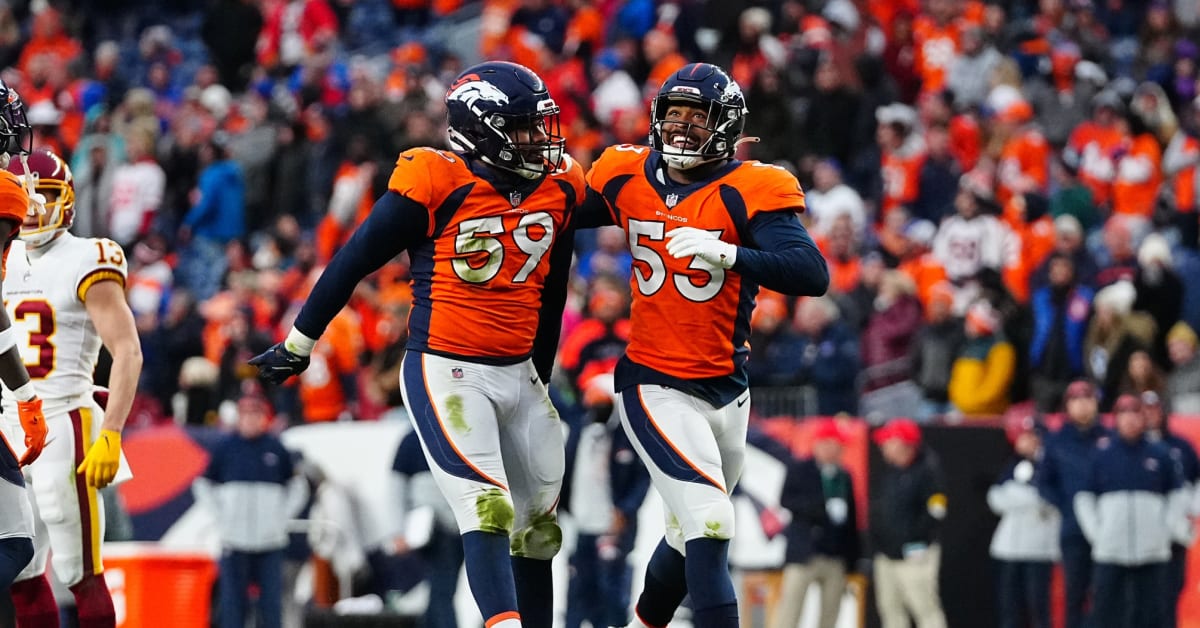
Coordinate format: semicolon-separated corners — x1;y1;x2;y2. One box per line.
733;210;830;296
293;191;429;340
532;221;576;383
574;186;617;229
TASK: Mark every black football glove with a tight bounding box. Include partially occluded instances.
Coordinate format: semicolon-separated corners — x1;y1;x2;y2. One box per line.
248;342;311;385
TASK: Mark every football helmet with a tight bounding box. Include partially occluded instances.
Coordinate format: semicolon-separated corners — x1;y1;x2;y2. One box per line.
0;79;30;157
7;149;75;248
650;63;747;170
446;61;565;180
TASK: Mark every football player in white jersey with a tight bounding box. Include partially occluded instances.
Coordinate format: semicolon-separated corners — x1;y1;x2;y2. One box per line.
0;80;49;627
3;148;142;628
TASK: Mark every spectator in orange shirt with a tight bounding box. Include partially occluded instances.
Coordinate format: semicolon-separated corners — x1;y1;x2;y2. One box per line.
316;136;377;263
298;307;364;423
1110;107;1163;219
1064;90;1128;209
993;95;1051;207
898;219;949;312
642;28;689;101
1163;97;1200;248
17;8;82;78
817;214;862;296
877;103;926;218
912;0;964;95
727;7;786;92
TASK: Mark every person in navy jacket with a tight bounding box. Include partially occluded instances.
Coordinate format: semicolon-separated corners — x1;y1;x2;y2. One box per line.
1037;378;1109;628
1074;394;1193;628
1141;390;1199;627
772;418;860;628
194;389;309;628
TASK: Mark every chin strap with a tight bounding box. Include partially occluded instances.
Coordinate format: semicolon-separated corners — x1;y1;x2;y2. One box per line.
17;152;43;221
733;136;760;149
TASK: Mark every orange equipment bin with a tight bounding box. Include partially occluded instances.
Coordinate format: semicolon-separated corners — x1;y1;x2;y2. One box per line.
104;542;217;628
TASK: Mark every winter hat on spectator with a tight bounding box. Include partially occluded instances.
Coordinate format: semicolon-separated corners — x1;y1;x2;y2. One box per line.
1137;233;1172;269
1113;394;1142;414
26;101;62;127
904;219;937;249
1064;379;1097;400
812;418;849;444
822;0;860;32
1004;412;1044;444
873;418;921;446
876;103;918;130
200;84;232;121
1091;89;1125;115
1071;60;1106;88
1168;321;1198;349
1092;280;1137;316
1054;214;1083;238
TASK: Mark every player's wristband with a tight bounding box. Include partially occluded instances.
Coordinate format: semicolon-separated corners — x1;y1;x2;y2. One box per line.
284;328;317;357
0;326;15;354
11;382;35;402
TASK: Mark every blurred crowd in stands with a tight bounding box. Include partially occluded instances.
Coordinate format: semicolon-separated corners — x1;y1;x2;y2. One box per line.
2;0;1198;431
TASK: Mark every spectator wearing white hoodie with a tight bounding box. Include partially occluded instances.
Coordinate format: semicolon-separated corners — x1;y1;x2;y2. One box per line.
988;415;1060;628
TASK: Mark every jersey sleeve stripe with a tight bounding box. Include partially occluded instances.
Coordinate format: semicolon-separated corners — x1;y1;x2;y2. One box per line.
76;269;126;303
718;184;750;244
601;174;634;223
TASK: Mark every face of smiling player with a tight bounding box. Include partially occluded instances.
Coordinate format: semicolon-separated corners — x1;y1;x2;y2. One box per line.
660;103;713;154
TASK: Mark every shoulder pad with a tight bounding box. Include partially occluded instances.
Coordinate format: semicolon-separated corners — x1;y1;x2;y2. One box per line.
586;144;651;190
732;161;807;216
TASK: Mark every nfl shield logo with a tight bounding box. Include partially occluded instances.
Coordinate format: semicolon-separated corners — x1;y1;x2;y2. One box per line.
665;193;679;208
509;191;523;207
451;368;463;379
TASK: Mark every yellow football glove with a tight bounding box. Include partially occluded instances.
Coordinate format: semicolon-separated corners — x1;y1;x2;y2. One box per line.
16;398;47;467
76;429;121;488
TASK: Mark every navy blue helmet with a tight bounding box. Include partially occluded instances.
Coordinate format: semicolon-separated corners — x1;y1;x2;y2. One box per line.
649;63;747;170
445;61;565;179
0;79;30;156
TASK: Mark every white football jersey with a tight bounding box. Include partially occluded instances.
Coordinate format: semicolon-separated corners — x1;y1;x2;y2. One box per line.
0;233;128;414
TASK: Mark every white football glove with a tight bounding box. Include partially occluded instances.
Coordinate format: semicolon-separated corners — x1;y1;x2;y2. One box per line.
665;227;738;269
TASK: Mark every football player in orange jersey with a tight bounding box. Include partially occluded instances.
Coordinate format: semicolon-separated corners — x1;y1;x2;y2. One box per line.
0;80;50;625
251;61;582;628
576;63;829;628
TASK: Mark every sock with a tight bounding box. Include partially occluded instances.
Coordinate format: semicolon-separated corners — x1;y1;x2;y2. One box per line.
71;573;116;628
684;538;738;628
632;539;688;628
461;531;521;626
11;575;60;628
511;556;552;628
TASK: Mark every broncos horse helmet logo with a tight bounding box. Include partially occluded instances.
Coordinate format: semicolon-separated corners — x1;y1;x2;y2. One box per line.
447;78;511;112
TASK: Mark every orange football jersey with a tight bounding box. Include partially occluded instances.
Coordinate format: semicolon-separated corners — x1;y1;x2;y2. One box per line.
390;147;585;361
586;145;806;380
997;129;1051;206
0;170;28;278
